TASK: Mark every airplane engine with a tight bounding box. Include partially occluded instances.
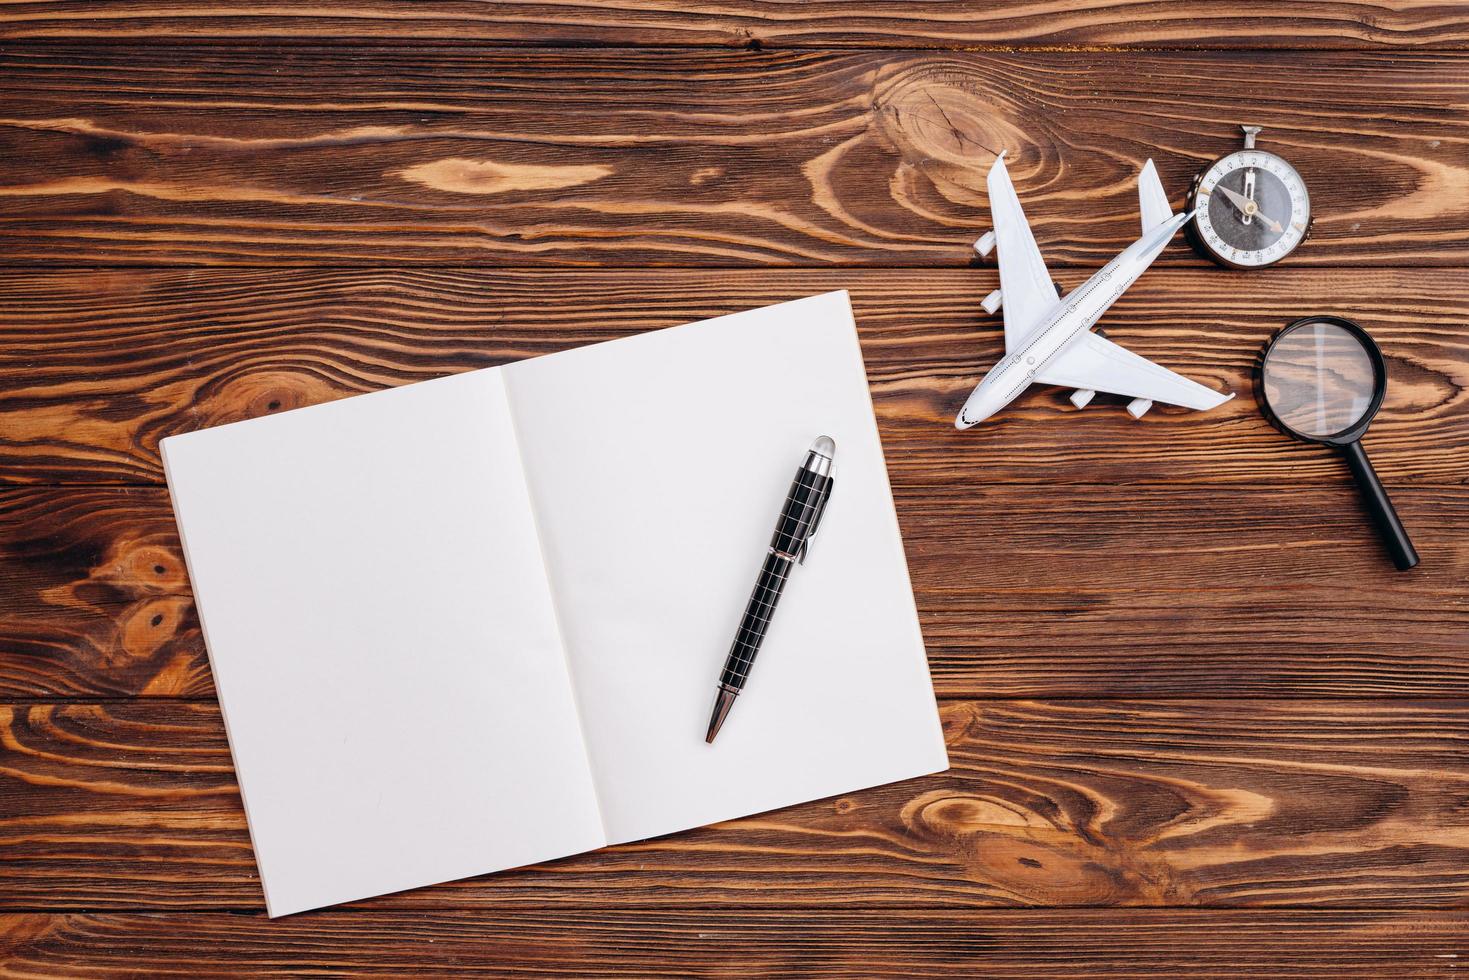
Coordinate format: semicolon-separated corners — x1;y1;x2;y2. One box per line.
1069;388;1096;409
973;231;996;258
981;289;1003;315
1126;398;1153;419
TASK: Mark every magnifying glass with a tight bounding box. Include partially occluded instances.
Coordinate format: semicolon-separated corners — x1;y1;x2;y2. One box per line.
1256;315;1418;570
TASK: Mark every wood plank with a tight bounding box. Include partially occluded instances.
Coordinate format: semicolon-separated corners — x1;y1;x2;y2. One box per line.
4;485;1467;699
3;910;1466;979
4;2;1468;49
3;699;1466;911
2;268;1464;487
0;48;1464;267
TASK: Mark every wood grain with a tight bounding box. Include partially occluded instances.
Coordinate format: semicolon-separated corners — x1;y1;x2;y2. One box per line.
3;910;1466;979
0;47;1465;267
2;268;1464;487
3;699;1467;911
2;16;1466;973
4;2;1468;49
4;485;1467;699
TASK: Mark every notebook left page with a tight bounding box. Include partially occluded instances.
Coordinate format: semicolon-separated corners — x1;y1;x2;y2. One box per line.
161;368;605;916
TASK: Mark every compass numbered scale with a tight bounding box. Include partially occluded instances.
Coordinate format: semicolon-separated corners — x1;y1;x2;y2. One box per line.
1188;125;1311;269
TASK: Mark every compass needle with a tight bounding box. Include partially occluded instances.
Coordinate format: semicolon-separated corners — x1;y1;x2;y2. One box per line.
1217;185;1286;234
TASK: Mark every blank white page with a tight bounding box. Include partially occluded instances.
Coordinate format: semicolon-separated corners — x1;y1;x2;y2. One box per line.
162;368;605;916
505;291;948;843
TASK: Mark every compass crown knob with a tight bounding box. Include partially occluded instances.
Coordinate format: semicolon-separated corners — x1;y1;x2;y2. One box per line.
1240;125;1263;149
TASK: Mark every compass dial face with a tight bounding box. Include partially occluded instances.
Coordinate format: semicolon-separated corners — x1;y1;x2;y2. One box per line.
1192;149;1310;268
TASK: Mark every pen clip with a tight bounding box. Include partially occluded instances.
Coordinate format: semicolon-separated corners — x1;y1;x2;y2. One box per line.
796;478;834;565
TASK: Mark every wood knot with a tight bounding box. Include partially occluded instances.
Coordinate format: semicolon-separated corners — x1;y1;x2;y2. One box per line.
901;789;1047;836
871;62;1031;206
938;700;984;745
898;788;1160;904
119;596;190;661
116;543;186;592
189;369;341;429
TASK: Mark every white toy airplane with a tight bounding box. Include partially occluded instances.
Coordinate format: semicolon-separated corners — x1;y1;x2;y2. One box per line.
957;153;1233;428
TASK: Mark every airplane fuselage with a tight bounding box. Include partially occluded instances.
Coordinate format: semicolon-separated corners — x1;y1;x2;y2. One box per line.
957;211;1190;428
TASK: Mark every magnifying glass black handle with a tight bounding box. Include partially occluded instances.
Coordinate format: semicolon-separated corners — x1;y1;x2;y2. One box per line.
1342;441;1419;570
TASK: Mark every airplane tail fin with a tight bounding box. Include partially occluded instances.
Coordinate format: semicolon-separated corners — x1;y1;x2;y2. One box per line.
1138;159;1174;233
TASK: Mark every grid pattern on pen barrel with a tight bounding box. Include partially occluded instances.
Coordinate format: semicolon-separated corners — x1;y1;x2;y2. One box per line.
719;467;831;689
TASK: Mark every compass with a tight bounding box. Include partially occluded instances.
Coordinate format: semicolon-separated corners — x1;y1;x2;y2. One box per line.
1187;125;1311;269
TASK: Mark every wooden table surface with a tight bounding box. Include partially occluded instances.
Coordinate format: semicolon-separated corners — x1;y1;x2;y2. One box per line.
2;3;1467;976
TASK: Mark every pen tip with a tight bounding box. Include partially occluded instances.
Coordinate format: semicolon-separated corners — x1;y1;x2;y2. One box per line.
706;687;738;744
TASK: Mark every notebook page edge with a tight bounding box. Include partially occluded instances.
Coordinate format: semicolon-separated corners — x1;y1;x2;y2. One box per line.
161;434;284;917
830;292;951;773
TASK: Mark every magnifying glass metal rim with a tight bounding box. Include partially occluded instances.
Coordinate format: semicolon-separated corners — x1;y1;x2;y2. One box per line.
1253;314;1387;447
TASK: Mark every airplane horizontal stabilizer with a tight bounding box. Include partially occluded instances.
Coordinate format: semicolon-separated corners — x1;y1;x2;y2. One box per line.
1138;159;1174;234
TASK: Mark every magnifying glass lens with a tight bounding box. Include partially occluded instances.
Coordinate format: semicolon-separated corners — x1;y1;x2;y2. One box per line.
1261;320;1378;439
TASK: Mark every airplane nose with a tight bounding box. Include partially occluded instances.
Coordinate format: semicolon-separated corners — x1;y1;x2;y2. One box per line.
955;385;998;429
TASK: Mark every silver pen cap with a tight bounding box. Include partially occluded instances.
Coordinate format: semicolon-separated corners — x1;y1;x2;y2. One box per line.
804;435;836;478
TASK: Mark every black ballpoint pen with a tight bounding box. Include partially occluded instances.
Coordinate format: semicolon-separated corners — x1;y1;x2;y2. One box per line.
706;435;836;743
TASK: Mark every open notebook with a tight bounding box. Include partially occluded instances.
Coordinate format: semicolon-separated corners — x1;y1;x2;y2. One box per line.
162;291;949;916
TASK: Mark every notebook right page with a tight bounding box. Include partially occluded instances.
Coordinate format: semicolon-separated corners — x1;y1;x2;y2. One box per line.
504;291;948;844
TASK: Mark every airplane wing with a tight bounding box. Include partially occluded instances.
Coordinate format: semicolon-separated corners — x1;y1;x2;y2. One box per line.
987;153;1058;351
1035;331;1234;411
